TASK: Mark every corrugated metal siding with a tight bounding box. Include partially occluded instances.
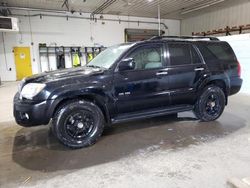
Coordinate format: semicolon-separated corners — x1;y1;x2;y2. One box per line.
2;0;233;19
181;1;250;36
106;0;210;19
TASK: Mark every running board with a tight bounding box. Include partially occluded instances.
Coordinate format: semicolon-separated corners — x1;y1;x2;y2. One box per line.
111;105;193;124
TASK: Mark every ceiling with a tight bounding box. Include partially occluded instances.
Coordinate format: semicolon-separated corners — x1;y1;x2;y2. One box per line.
0;0;247;19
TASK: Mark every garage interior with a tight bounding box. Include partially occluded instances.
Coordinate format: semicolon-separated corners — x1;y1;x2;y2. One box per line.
0;0;250;187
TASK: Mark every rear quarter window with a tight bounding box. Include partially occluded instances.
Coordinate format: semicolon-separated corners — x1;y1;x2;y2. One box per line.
198;42;236;62
207;43;236;61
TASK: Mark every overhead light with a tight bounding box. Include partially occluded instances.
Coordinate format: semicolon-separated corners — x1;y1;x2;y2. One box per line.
181;0;225;15
122;0;132;6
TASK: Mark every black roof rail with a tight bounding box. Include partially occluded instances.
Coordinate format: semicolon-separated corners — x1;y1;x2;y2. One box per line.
150;36;220;41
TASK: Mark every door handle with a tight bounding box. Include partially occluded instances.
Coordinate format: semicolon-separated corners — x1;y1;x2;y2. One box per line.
156;71;168;76
194;67;205;71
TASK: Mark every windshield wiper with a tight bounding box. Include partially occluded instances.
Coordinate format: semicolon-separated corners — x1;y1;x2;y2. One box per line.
86;65;105;69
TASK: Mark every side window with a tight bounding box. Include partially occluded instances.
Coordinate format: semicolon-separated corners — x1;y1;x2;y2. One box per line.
168;43;192;66
128;45;164;70
197;44;216;62
191;46;202;64
197;43;236;62
206;43;236;61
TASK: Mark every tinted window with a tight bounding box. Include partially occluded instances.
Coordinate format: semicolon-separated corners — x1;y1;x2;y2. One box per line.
198;42;236;62
128;45;164;70
168;43;192;66
206;43;235;61
197;44;216;62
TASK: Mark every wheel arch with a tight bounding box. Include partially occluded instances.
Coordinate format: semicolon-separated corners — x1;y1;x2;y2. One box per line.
197;78;229;105
51;93;111;125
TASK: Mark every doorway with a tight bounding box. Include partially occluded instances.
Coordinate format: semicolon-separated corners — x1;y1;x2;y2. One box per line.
13;47;32;80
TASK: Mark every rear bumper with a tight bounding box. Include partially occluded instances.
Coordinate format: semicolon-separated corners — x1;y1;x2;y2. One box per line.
229;77;243;95
13;93;53;127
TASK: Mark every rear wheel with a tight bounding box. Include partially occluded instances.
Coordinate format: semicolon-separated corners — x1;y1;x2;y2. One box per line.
193;86;225;122
52;100;104;149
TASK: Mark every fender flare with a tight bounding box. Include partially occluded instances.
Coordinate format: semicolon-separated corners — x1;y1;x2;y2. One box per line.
48;89;111;124
196;74;230;104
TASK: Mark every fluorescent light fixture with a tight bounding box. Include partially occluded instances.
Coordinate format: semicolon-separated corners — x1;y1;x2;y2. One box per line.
181;0;225;15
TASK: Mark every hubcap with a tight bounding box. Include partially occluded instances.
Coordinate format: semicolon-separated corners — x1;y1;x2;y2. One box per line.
210;101;216;108
77;122;84;129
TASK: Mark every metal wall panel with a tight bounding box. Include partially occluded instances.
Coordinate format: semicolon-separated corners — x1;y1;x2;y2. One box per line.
1;0;235;19
181;1;250;36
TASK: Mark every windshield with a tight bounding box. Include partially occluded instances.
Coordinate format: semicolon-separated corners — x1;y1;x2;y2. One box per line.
87;44;134;69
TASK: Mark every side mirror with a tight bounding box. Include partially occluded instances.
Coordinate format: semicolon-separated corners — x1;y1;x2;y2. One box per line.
118;58;135;71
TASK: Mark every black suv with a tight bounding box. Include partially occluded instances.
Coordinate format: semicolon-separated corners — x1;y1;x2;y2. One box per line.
14;36;242;148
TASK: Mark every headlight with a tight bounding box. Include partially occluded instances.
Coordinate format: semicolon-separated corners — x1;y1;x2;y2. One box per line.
18;78;26;93
20;83;46;100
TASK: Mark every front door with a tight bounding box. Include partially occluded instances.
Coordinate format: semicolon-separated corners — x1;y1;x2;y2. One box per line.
13;47;32;80
167;42;207;105
113;43;170;114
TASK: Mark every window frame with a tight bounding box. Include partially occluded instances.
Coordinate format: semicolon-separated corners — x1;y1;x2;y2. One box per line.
115;42;167;73
191;44;205;65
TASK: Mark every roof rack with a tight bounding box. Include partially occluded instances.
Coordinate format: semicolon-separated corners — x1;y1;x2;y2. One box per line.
150;36;220;41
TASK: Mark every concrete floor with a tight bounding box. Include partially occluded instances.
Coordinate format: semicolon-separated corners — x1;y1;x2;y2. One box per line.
0;82;250;188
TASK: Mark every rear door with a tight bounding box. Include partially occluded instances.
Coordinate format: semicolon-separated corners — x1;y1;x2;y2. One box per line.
167;42;207;105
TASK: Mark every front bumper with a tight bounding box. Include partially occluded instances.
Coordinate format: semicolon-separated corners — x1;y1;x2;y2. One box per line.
13;93;53;127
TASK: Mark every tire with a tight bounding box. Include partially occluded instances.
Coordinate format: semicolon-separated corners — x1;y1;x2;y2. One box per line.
193;86;225;122
52;100;104;149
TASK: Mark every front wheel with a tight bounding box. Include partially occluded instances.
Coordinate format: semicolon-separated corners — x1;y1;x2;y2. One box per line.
52;100;104;149
193;86;225;122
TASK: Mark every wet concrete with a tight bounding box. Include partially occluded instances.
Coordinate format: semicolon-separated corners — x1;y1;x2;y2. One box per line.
0;83;250;187
0;111;247;187
0;82;18;123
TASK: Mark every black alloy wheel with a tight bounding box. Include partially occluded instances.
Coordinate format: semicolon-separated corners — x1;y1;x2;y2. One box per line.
64;111;95;141
194;86;225;122
52;100;104;149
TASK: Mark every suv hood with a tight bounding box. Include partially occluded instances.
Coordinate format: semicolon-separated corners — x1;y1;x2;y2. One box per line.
24;66;105;84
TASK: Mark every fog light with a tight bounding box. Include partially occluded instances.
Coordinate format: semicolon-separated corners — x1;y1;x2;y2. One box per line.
24;113;29;120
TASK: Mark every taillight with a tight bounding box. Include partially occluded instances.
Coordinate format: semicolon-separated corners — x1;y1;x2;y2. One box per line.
237;61;241;77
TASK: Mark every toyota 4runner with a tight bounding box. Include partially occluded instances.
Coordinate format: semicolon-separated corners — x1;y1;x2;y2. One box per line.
14;36;243;148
